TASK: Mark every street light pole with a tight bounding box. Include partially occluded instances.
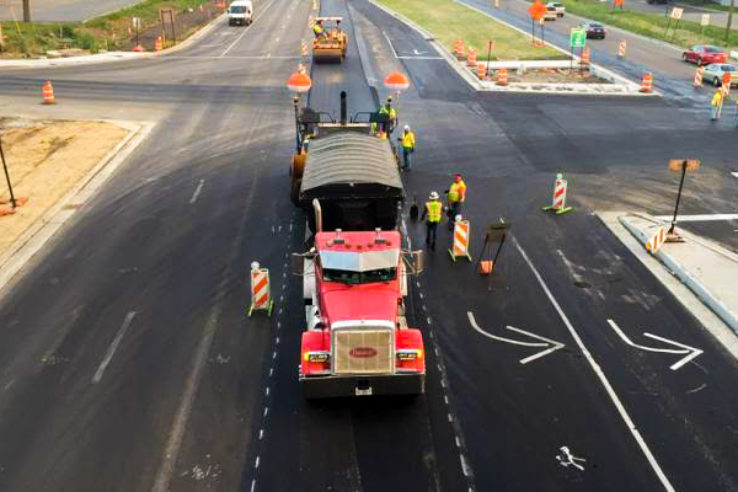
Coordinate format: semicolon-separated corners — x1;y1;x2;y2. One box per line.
0;136;17;209
22;0;31;23
727;0;735;42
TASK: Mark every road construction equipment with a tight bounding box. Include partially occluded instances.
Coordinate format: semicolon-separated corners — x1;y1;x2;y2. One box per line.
313;17;348;63
478;221;509;278
289;91;425;399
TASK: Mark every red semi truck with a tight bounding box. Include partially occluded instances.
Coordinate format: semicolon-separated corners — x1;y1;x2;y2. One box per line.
290;92;425;398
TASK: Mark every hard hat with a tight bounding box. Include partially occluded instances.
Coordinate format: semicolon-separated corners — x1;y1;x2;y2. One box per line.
404;124;410;131
387;96;392;102
429;191;439;200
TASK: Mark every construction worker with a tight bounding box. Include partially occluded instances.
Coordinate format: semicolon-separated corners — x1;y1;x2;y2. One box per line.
399;125;416;171
711;88;723;121
313;19;324;38
445;174;467;231
378;97;397;135
421;191;442;250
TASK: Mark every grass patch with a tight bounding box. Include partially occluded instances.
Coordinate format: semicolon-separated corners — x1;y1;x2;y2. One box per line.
560;0;738;50
0;0;213;58
377;0;567;60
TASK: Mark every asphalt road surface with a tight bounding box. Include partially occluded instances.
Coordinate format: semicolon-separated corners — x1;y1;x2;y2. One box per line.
1;0;738;490
0;0;141;21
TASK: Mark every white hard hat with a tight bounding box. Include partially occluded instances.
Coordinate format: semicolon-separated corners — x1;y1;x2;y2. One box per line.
404;124;410;131
429;191;439;200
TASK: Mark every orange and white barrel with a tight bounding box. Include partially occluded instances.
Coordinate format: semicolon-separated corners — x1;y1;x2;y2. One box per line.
640;72;653;93
617;40;626;58
154;36;163;52
477;63;487;80
497;67;508;86
467;48;477;67
249;262;274;316
449;218;472;261
41;80;55;104
646;227;666;254
693;67;704;88
581;47;590;65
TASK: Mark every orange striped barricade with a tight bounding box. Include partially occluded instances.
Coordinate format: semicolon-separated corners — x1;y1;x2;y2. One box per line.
467;47;478;68
449;217;473;262
248;262;275;317
693;67;704;88
640;72;653;93
477;63;487;80
496;67;508;86
581;46;591;66
41;80;55;104
154;36;163;52
617;40;626;58
646;226;666;254
542;173;574;215
454;40;466;60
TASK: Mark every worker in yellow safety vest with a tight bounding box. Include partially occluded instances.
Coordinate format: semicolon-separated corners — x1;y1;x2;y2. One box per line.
399;125;416;171
378;97;397;135
711;89;723;121
445;174;467;230
421;191;443;250
313;20;324;38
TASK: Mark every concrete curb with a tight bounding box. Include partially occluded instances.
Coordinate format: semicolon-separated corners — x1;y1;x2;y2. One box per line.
0;119;155;294
596;211;738;361
0;13;226;70
618;212;738;336
369;0;654;96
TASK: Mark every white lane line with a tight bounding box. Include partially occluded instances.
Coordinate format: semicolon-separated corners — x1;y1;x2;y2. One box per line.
189;179;205;204
220;0;281;57
654;214;738;222
92;311;136;384
397;56;443;60
168;55;300;60
382;30;399;59
513;237;675;492
250;479;256;492
731;172;738;178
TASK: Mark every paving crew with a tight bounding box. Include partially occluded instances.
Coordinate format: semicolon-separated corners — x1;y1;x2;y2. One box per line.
313;19;324;38
445;174;467;231
711;88;723;121
378;97;397;135
399;125;416;171
421;191;442;250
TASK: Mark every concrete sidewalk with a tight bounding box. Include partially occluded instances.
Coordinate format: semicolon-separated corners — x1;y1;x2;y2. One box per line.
600;212;738;347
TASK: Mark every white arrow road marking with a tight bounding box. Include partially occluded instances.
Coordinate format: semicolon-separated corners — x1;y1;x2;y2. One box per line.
607;319;703;371
467;312;565;364
413;48;426;55
556;446;586;471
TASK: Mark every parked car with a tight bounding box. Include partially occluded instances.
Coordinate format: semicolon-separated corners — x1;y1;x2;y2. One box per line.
547;2;565;16
682;45;728;66
544;6;558;21
581;22;606;39
701;63;737;87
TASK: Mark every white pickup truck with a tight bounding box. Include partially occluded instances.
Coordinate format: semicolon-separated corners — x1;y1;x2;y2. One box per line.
228;0;253;26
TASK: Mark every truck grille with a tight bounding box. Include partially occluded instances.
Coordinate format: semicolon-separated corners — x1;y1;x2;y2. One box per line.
333;329;393;374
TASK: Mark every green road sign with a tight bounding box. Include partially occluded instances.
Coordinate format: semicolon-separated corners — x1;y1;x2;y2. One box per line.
570;28;586;48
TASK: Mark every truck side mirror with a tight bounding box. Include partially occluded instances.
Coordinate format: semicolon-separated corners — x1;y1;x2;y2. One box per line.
291;253;305;276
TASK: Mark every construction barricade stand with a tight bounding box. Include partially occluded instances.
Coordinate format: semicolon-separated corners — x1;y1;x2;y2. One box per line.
449;216;473;262
542;173;574;215
248;261;275;317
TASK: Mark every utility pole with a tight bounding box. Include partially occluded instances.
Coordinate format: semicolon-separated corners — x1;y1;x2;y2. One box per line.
23;0;31;22
727;0;735;42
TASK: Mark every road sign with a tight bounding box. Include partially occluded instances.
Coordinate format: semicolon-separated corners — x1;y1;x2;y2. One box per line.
669;7;683;20
528;0;546;20
668;159;700;172
132;16;141;28
701;13;710;26
570;28;586;48
723;72;732;90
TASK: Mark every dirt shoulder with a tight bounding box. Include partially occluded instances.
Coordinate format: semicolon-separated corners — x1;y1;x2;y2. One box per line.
0;118;130;257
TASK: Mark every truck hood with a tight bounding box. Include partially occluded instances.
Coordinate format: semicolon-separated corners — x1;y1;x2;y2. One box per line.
321;283;398;326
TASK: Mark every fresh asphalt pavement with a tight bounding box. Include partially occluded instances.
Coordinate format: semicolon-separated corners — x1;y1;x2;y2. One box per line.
1;0;738;490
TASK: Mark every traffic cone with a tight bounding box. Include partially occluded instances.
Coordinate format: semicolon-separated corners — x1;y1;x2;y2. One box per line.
132;44;145;52
154;36;163;52
41;80;55;104
640;72;653;93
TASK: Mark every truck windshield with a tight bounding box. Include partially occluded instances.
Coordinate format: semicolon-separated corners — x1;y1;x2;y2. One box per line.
323;267;396;284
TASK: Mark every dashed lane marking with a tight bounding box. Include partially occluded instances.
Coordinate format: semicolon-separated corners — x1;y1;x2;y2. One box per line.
189;179;205;204
92;311;136;384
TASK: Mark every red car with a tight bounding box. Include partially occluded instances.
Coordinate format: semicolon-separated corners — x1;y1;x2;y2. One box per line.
682;45;728;66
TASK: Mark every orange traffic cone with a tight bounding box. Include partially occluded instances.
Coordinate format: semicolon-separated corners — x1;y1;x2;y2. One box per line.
41;80;55;104
132;44;145;52
640;72;653;93
154;36;163;52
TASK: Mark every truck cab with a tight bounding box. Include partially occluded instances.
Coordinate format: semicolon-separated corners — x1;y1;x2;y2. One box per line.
297;228;425;398
228;0;253;26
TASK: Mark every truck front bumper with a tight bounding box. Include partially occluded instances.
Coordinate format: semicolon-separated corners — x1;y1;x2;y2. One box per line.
300;372;425;399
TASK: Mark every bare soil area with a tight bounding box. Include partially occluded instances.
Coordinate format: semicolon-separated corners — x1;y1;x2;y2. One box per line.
0;118;129;257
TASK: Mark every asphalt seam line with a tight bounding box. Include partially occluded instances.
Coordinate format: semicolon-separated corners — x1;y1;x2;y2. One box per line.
513;236;675;492
92;311;137;384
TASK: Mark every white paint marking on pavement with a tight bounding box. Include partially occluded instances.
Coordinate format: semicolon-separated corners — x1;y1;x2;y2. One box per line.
397;56;444;60
556;446;586;471
259;429;264;439
513;237;675;492
467;312;565;365
654;214;738;222
220;0;280;57
250;479;256;492
607;319;703;371
189;179;205;204
731;172;738;178
92;311;136;384
382;30;399;59
255;456;260;469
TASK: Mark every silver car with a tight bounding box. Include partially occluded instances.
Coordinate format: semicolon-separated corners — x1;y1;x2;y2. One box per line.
702;63;737;87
